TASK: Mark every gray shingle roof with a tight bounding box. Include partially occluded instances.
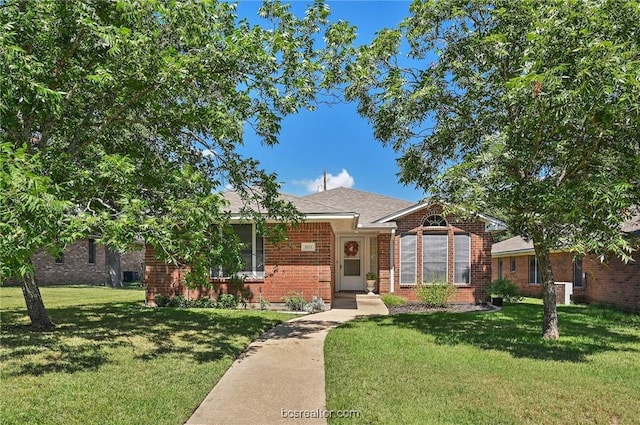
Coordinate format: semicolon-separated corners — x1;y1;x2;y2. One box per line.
302;187;414;227
220;190;346;215
622;213;640;236
491;236;534;256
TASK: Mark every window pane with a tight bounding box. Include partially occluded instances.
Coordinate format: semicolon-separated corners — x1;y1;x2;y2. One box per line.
369;237;377;274
423;234;447;284
510;257;516;272
88;239;96;264
400;234;416;284
498;259;503;279
454;234;470;284
529;256;541;284
233;224;252;244
573;256;583;287
344;259;361;276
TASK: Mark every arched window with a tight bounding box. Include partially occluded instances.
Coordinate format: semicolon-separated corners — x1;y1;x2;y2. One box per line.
423;214;447;227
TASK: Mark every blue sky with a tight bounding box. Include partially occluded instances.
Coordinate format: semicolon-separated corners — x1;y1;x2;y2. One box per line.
233;1;426;202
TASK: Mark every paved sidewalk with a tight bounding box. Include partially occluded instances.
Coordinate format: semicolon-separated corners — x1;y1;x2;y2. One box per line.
186;293;388;425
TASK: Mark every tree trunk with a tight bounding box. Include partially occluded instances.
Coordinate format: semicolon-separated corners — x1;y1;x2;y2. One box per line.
533;241;559;340
105;247;123;288
21;265;55;331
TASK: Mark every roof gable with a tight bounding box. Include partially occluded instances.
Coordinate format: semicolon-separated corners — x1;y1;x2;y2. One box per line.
376;201;507;232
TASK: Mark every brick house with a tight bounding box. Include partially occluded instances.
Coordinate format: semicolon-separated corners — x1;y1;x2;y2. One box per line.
491;216;640;312
3;239;145;286
145;187;506;307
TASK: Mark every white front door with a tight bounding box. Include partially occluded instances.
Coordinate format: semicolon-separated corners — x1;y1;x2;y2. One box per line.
340;237;364;291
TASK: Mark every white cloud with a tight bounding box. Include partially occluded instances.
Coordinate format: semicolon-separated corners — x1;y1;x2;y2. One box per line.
298;169;355;193
201;148;215;157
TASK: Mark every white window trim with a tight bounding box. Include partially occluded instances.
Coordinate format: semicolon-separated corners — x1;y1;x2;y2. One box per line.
211;223;265;280
453;233;471;286
240;223;265;279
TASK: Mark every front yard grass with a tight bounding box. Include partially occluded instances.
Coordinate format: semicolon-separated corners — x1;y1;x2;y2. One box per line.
325;299;640;425
0;285;291;425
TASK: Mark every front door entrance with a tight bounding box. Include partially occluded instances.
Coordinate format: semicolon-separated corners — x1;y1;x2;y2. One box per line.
340;236;364;291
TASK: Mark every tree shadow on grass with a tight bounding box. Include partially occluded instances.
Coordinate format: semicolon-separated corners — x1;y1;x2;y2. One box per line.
0;303;285;376
360;303;640;363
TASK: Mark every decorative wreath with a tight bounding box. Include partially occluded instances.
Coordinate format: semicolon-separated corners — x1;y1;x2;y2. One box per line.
344;241;359;257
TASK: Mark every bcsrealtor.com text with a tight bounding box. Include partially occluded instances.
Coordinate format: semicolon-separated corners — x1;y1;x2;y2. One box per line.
281;409;361;419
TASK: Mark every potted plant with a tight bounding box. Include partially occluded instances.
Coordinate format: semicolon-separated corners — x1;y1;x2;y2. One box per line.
486;278;522;306
365;272;377;294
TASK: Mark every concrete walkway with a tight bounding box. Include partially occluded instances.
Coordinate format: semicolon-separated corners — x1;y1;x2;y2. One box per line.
186;293;388;425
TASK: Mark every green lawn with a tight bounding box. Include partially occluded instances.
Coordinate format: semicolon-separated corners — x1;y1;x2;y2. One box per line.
0;285;291;425
325;299;640;425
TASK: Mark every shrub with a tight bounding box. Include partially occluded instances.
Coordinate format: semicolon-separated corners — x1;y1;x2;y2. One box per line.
259;297;270;310
216;293;238;309
154;294;170;307
486;278;522;302
193;297;215;308
304;296;326;313
167;294;194;308
414;282;457;307
381;294;407;306
283;291;306;311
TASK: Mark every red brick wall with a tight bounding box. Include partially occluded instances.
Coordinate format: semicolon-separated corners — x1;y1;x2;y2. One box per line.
6;239;145;286
145;222;335;305
377;234;391;294
492;251;640;312
390;206;493;303
579;251;640;312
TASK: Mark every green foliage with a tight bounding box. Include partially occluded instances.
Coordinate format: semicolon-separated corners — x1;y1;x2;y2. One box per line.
193;297;216;309
0;0;355;326
283;291;307;311
347;0;640;337
414;282;457;308
216;293;238;310
154;294;170;307
380;294;408;307
304;296;326;313
365;272;378;280
486;278;522;302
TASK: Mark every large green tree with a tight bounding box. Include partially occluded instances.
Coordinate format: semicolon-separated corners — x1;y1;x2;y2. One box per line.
0;0;353;330
347;0;640;339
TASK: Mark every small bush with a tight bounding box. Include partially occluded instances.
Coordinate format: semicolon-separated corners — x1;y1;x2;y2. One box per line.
486;278;522;302
304;296;325;313
259;297;270;310
167;294;194;308
381;294;408;306
216;293;238;309
415;282;457;307
193;297;215;308
283;291;306;311
154;294;170;307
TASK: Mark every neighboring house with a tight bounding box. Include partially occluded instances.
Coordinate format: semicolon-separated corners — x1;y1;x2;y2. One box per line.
145;187;506;306
491;216;640;312
3;239;145;286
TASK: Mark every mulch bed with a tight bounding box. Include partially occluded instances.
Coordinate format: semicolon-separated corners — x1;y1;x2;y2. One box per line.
387;303;496;315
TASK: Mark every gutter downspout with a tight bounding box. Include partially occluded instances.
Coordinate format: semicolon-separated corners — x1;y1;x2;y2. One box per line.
390;229;395;294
